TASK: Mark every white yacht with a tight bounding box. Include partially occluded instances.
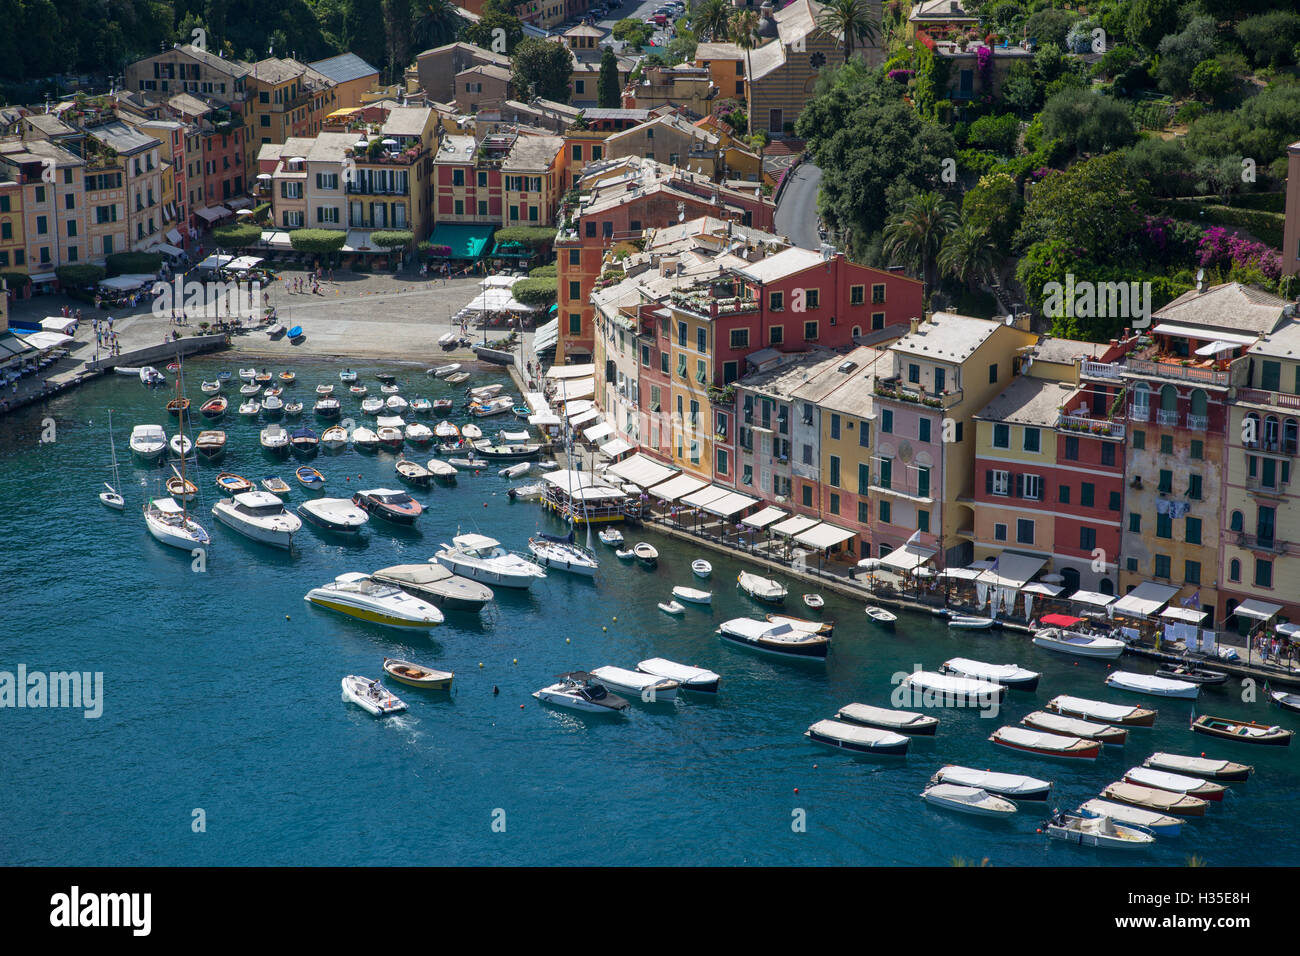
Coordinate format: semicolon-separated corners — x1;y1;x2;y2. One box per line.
533;672;629;715
260;424;291;456
1032;628;1126;660
169;433;193;458
212;491;302;549
143;497;210;551
297;497;370;534
305;572;444;629
433;533;548;589
527;534;599;576
129;424;167;462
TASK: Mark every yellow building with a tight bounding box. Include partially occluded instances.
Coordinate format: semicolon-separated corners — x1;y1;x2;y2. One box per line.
501;134;563;227
663;301;719;480
348;107;439;240
0;178;26;274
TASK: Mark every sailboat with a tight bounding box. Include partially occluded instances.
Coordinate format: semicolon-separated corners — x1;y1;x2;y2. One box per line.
143;356;210;552
99;410;125;510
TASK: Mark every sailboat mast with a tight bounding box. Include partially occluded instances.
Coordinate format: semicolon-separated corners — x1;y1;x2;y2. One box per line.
176;355;190;519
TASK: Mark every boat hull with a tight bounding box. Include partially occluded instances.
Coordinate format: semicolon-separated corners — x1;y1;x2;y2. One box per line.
718;630;828;661
307;596;436;629
212;505;295;549
806;728;908;756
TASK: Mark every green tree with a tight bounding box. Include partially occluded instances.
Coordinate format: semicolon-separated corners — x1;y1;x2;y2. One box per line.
461;0;523;54
612;17;653;49
694;0;731;42
938;220;996;291
1155;16;1217;95
383;0;412;79
371;230;415;249
344;0;387;75
1013;153;1142;260
1189;60;1231;103
289;229;348;254
961;170;1021;248
1024;8;1077;50
598;46;620;108
413;0;464;50
882;191;958;298
1126;0;1179;52
1236;11;1300;67
731;9;760;111
511;36;573;103
511;276;558;306
815;0;880;65
212;223;264;248
1039;87;1136;155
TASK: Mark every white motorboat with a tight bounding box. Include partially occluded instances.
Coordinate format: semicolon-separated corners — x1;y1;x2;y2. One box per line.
297;497;369;534
941;657;1040;691
283;401;303;417
350;385;368;398
240;382;261;397
139;366;165;387
527;533;599;576
1123;766;1227;801
316;383;335;396
434;533;548;589
260;424;291;456
470;396;513;417
658;600;685;615
405;422;433;445
362;397;385;415
426;459;458;481
1046;813;1155;849
431;363;460;378
239;400;261;418
468;384;504;402
129;424;167;462
380;383;400;395
169;433;193;458
615;547;635;561
1143;752;1253;782
339;369;358;383
320;426;348;451
212;490;302;549
385;395;409;411
598;528;624;547
533;672;629;714
671;586;712;605
238;367;257;382
262;394;284;418
807;719;909;756
314;397;342;419
737;571;787;604
433;420;460;439
1046;695;1157;727
803;594;825;610
1077;799;1182;836
692;559;712;578
590;665;679;702
900;670;1006;706
143;497;210;551
1021;710;1128;746
1032;628;1126;660
305;572;444;629
948;614;995;630
1105;670;1199;700
637;658;720;694
837;702;939;736
341;675;407;717
865;606;897;627
989;726;1101;760
633;542;658;567
921;784;1017;818
717;617;829;660
352;427;380;452
930;765;1052;801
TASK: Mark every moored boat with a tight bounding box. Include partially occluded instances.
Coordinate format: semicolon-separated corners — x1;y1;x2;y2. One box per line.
306;572;444;629
341;675;407;717
295;465;325;490
590;665;679;702
865;605;897;627
717;617;829;660
691;559;712;578
1077;799;1182;836
633;542;658;567
320;426;348;451
921;784;1016;817
260;424;291;457
290;426;320;455
215;472;253;495
1143;752;1253;782
382;658;453;691
1032;627;1126;660
1123;766;1227;801
296;497;369;534
1155;662;1228;685
1045;695;1157;727
658;600;685;615
598;528;624;547
1105;670;1200;700
129;424;167;462
1021;710;1127;746
395;459;433;487
948;614;995;630
313;397;341;419
433;534;545;587
807;719;909;756
1101;781;1208;816
238;400;261;419
737;570;786;604
195;430;227;462
989;726;1101;760
900;670;1006;706
1191;714;1292;746
352;488;422;525
930;765;1052;801
352;427;380;452
165;473;198;503
212;490;302;549
766;614;833;636
671;586;712;605
636;658;720;694
372;563;493;612
143;496;209;551
528;533;599;576
941;657;1040;691
1272;690;1300;714
1045;813;1155;849
426;459;458;482
837;702;939;736
803;593;824;610
533;672;629;715
261;475;291;498
200;396;227;419
166;397;190;418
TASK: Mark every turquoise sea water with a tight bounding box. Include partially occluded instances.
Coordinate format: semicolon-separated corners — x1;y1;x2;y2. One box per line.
2;356;1298;867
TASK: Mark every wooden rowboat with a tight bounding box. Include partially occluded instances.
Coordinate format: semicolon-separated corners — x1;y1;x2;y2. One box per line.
382;658;453;691
1191;714;1292;746
215;472;253;494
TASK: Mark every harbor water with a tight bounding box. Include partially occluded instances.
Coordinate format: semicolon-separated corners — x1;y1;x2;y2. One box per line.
2;357;1298;866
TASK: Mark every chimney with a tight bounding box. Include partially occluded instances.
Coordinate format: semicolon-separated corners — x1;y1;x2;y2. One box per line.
909;316;920;335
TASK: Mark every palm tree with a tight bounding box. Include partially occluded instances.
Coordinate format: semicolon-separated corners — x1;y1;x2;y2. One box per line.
938;220;996;292
882;191;959;300
815;0;881;65
413;0;462;50
695;0;732;42
731;10;760;128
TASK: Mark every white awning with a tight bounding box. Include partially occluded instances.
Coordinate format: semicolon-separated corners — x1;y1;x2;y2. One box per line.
528;413;561;426
226;255;264;271
583;421;614;442
553;377;594;400
976;552;1046;589
98;274;156;291
569;408;600;427
525;391;551;413
539;469;626;500
1071;590;1116;607
342;229;372;252
794;522;856;550
197;254;235;271
939;567;981;580
1278;622;1300;638
17;331;73;350
1112;582;1179;619
166;228;184;245
1021;582;1064;596
562;399;594;416
260;230;293;249
194;206;226;223
647;473;709;501
742;506;788;529
1161;606;1208;623
702;490;758;517
880;543;937;572
150;242;186;258
1150;322;1256;346
28;271;57;283
680;485;729;509
599;438;633;459
1233;598;1283;621
546;363;596;380
770;515;819;537
607;452;678;488
40;317;77;333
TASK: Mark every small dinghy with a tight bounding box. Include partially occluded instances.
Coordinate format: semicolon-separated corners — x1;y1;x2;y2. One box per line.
633;542;658;567
169;433;193;458
691;559;712;578
239;368;257;382
1143;752;1253;782
1101;781;1208;816
320;426;348;451
215;472;254;495
200;380;220;394
837;702;939;736
989;726;1100;760
948;614;995;630
341;675;407;717
362;397;385;415
499;462;530;478
1077;799;1181;836
446;371;470;385
284;401;303;417
409;397;432;415
200;396;228;419
396;459;433;487
941;657;1040;691
460;423;483;440
1191;714;1292;746
376;373;397;385
166;397;190;418
195;430;227;462
431;363;460;378
295;466;325;491
599;528;624;546
1123;766;1227;801
239;400;261;419
864;605;897;628
316;384;336;398
339;369;358;383
240;382;261;397
807;719;909;756
1155;662;1228;685
382;658;453;691
1021;711;1127;746
590;665;679;702
432;398;453;414
1106;670;1199;699
386;395;409;412
1272;690;1300;714
166;473;198;503
380;383;400;395
279;371;295;384
1046;695;1157;728
737;571;786;604
615;547;635;561
803;594;825;610
930;766;1052;801
658;600;686;615
350;385;368;397
261;475;291;498
637;658;720;694
352;427;380;452
1046;813;1154;849
426;459;458;482
672;586;712;605
921;784;1016;818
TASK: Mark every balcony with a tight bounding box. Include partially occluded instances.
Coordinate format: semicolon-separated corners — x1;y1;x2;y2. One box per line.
1236;387;1300;410
1245;478;1287;499
1128;404;1149;422
1081;360;1123;380
874;377;963;410
1235;532;1296;554
1056;412;1125;440
1156;409;1178;426
1186;413;1208;432
1124;357;1230;386
345;183;410;196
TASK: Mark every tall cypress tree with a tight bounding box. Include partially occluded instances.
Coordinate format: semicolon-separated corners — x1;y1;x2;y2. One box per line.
597;46;619;108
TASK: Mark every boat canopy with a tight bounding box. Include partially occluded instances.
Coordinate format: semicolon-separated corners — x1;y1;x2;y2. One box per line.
1111;581;1179;619
1233;598;1283;621
1039;613;1085;627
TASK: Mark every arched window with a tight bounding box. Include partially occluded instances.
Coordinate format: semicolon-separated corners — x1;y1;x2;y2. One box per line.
1160;384;1178;411
1229;559;1241;582
1100;577;1114;595
1190;389;1208;417
1245;413;1261;448
1265;415;1280;451
1230;510;1244;532
851;326;861;337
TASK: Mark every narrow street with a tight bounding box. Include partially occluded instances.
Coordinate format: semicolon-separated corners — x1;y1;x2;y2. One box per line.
774;162;823;250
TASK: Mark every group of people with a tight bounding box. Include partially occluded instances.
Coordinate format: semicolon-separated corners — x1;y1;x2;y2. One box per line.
93;317;121;357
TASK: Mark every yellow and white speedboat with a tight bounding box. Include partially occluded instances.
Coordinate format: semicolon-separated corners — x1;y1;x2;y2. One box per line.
305;572;444;629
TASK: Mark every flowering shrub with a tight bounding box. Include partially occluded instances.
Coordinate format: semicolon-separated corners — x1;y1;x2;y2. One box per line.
887;69;915;82
976;44;993;90
1197;226;1282;280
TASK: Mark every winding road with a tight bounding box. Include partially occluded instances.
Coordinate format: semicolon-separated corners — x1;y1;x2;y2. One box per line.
774;162;823;250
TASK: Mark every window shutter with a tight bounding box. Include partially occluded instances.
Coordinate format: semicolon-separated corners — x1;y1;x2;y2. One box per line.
1015;473;1024;499
985;470;993;494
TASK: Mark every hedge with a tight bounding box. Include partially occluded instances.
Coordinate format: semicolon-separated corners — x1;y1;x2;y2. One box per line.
529;263;558;277
55;264;107;288
0;271;30;291
1151;199;1284;250
105;251;163;276
494;226;558;250
288;229;348;253
511;276;557;306
212;223;264;248
370;230;414;249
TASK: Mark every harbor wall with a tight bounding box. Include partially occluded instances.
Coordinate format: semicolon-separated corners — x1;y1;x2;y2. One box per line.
85;333;229;373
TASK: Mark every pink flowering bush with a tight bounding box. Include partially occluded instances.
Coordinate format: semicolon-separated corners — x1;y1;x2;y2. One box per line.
1197;226;1282;280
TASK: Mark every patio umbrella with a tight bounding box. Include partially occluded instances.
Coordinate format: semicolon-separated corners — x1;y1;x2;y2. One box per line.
857;558;881;570
381;138;398;147
256;173;272;180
